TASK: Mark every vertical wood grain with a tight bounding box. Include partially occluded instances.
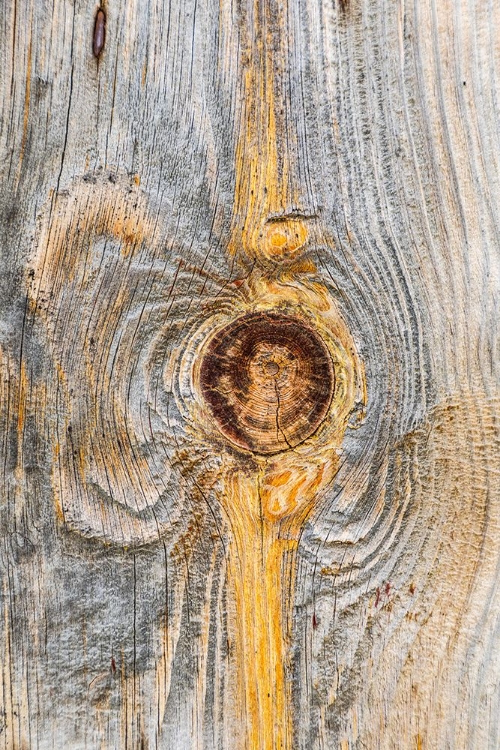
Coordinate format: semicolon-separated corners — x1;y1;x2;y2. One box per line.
0;0;499;747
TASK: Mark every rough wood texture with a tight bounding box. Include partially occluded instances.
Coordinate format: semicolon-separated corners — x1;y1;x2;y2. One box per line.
1;0;499;748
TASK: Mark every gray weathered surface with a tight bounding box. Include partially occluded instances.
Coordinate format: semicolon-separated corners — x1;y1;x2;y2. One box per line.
0;0;499;747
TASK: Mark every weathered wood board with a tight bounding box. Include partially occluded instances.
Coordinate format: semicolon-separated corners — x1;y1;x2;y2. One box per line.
0;0;499;747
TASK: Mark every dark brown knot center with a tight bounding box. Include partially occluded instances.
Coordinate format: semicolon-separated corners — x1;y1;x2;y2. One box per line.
199;311;335;454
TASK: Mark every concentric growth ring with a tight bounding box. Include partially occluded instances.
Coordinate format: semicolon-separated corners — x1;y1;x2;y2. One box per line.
199;311;335;454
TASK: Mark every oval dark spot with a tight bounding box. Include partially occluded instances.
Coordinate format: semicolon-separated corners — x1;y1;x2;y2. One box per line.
93;9;106;58
263;361;280;376
199;312;335;454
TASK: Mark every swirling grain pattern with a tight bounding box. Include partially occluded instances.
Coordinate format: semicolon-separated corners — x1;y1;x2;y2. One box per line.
0;0;498;747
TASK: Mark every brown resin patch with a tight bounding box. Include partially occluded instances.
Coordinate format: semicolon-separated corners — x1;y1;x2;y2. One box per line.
199;312;335;454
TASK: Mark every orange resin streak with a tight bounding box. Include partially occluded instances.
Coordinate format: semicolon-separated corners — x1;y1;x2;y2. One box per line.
223;1;303;735
219;2;364;746
229;0;303;263
223;470;313;750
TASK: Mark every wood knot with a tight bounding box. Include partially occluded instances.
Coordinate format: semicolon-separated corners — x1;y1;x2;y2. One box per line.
199;312;335;454
258;218;309;261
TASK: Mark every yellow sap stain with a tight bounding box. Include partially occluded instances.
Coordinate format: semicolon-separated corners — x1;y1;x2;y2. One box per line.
194;269;366;748
283;257;318;278
221;428;346;748
229;2;306;265
260;219;309;261
222;470;295;750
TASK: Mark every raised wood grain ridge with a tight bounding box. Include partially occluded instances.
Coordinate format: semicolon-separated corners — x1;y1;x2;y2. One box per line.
0;0;499;748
